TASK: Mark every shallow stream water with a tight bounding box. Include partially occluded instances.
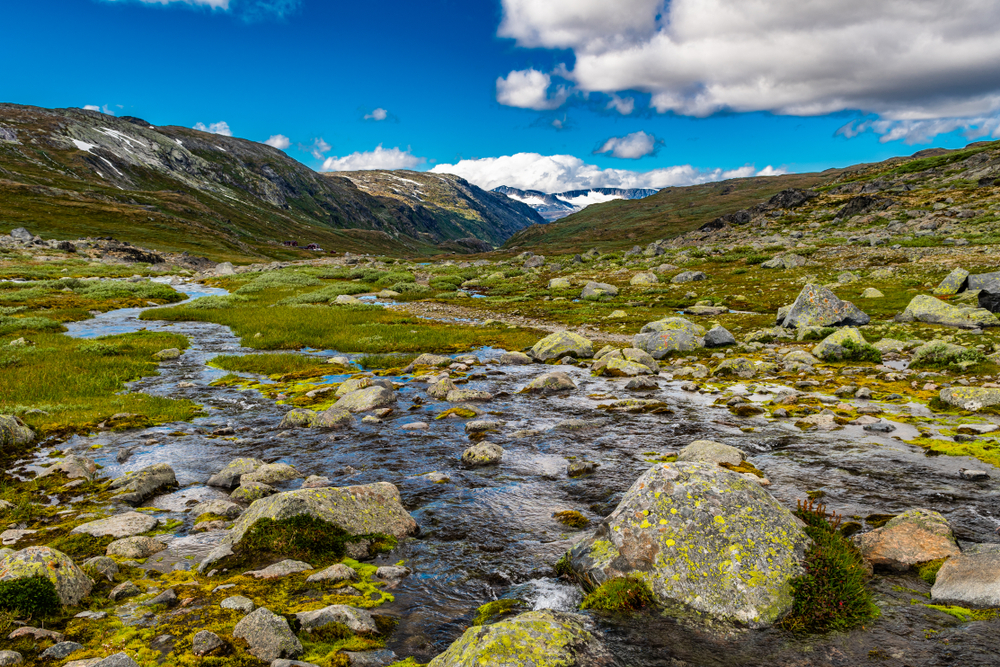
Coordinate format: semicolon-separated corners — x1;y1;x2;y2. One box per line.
43;280;1000;666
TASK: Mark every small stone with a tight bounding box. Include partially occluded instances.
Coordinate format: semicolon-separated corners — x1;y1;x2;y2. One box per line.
305;564;357;584
959;468;990;481
147;588;178;608
40;642;84;660
8;627;63;641
110;581;141;602
245;560;314;580
296;605;379;634
221;595;255;613
233;608;303;662
231;482;278;503
0;651;22;666
302;475;332;488
461;441;503;466
89;654;140;667
191;630;225;657
106;536;166;559
375;565;411;581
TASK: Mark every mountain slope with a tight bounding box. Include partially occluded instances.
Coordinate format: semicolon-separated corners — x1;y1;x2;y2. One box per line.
335;170;544;247
493;185;658;222
0;104;538;260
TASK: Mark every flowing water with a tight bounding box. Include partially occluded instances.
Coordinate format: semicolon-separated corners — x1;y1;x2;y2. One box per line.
43;280;1000;665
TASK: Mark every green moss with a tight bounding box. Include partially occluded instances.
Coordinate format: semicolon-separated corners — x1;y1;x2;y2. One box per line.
840;339;882;364
0;575;61;617
916;558;949;585
553;510;590;529
472;599;526;626
435;407;478;420
719;460;766;478
922;604;1000;622
580;576;654;612
47;533;115;559
194;512;229;525
779;508;879;634
554;554;573;577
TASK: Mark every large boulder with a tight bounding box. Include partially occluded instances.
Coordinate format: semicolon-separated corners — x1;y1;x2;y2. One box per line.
931;544;1000;607
521;372;577;394
811;327;868;361
933;268;970;296
564;462;809;628
427;610;619;667
313;407;355;429
226;483;418;547
333;386;396;413
207;458;265;488
279;408;317;428
529;332;594;362
581;282;618;300
242;463;299;485
296;604;378;634
854;509;960;571
704;325;736;348
896;295;999;329
461;442;503;467
71;512;157;538
938;386;1000;412
780;284;869;328
592;349;658;377
334;377;375;397
671;271;707;284
39;455;98;481
232;607;302;662
108;463;177;506
548;277;572;290
0;547;92;606
967;270;1000;293
0;416;34;449
633;317;705;359
630;272;658;286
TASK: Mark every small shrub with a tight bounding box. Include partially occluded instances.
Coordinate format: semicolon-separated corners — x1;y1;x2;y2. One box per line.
553;510;589;529
580;576;654;612
0;575;61;617
910;342;985;371
744;254;773;265
840;339;882;364
230;515;395;569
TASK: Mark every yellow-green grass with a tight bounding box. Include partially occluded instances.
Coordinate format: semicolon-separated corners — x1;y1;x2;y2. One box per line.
905;435;1000;469
208;353;331;378
0;331;201;436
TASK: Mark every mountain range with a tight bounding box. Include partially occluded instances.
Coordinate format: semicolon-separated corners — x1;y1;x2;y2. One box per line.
492;185;659;222
0;104;542;260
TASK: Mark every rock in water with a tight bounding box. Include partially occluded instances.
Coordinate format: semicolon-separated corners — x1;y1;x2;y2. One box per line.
461;442;503;467
854;508;960;570
931;544;1000;607
676;440;746;466
72;512;157;538
0;416;34;448
529;332;594;361
591;348;658;377
521;372;577;393
427;610;619;667
108;463;177;506
207;458;265;488
232;607;303;662
780;284;869;328
0;546;93;606
564;462;809;628
333;386;396;413
896;294;999;329
933;268;970;295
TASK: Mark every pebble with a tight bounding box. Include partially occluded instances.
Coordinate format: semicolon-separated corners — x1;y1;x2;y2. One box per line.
221;595;255;613
959;468;990;481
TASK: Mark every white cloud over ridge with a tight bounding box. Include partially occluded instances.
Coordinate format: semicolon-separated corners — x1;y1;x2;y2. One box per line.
596;131;657;159
496;69;569;110
321;145;423;172
431;153;783;192
264;134;290;149
193;121;232;136
83;105;116;116
498;0;1000;122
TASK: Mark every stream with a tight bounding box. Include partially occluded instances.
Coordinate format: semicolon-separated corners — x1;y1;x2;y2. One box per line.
42;279;1000;665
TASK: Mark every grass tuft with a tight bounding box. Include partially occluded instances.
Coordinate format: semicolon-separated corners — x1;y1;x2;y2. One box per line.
580;576;654;612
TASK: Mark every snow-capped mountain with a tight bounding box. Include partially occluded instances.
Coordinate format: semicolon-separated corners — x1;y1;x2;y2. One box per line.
493;185;659;222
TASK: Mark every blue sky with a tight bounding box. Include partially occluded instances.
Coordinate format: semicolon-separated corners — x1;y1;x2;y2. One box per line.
6;0;1000;192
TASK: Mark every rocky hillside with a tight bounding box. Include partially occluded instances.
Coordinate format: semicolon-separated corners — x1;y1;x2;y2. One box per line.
334;170;544;249
0;104;538;261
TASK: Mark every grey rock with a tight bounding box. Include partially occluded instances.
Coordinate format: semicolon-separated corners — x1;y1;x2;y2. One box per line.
242;463;299;485
231;482;278;503
106;536;166;559
39;454;98;481
0;415;35;449
305;563;357;584
581;282;618;299
499;351;532;365
704;325;736;347
334;386;396;413
147;588;178;608
0;651;21;666
931;544;1000;606
855;508;960;570
375;565;411;581
90;654;140;667
0;546;93;606
462;442;503;467
40;642;83;660
191;630;225;656
233;608;303;662
343;649;398;667
108;463;177;506
521;371;577;393
82;556;119;582
528;331;594;361
192;499;243;520
296;604;378;634
221;595;255;613
110;581;141;602
245;560;313;580
671;271;707;284
676;439;746;466
207;458;265;488
780;284;869;328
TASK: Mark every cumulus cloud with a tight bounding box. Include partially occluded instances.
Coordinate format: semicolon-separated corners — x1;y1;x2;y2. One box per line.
606;94;635;115
838;117;1000;145
431;153;782;192
496;69;570;110
364;108;388;121
498;0;1000;122
320;145;424;172
264;134;291;149
596;131;657;159
83;104;116;115
193;121;232;136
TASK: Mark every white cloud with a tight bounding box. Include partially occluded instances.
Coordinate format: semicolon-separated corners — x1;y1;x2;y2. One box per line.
321;144;423;172
364;108;388;121
193;121;232;136
112;0;230;8
606;94;635;115
308;138;332;159
264;134;290;149
496;69;569;110
431;152;782;192
106;0;301;21
83;104;115;115
498;0;1000;121
596;131;657;159
838;117;1000;145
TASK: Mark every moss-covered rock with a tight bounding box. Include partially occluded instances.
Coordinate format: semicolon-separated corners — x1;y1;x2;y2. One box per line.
462;442;503;467
0;546;92;606
521;371;577;394
427;610;619;667
592;348;658;377
564;462;809;628
529;332;594;362
939;386;1000;412
780;284;870;328
897;294;999;329
811;327;869;361
0;415;34;449
933;268;970;296
334;386;396;413
711;357;757;379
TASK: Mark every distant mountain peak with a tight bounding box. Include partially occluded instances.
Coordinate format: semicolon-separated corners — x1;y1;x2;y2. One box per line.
492;185;659;221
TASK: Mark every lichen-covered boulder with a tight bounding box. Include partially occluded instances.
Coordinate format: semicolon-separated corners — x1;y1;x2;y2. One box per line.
548;277;572;290
671;271;707;284
0;416;34;449
966;270;1000;293
192;499;243;520
109;463;177;506
72;512;157;538
105;536;166;559
152;348;181;361
333;386;396;413
861;288;884;298
581;282;618;300
427;610;619;667
633;319;705;359
640;317;705;338
39;455;98;481
676;440;746;466
313;407;355;429
227;483;418;546
938;386;1000;411
896;295;999;329
712;357;757;379
521;372;577;394
231;482;277;503
461;442;503;467
233;607;303;662
564;462;809;628
279;408;317;428
931;544;1000;607
854;509;960;571
529;332;594;362
0;547;92;606
780;284;869;328
630;272;658;286
297;604;378;634
208;458;265;488
811;327;868;361
242;463;299;485
592;349;658;377
933;268;970;295
335;376;374;397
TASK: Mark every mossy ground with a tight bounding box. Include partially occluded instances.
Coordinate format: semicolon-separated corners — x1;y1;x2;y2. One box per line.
580;576;654;612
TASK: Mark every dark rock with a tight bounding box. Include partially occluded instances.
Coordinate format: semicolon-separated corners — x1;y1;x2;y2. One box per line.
704;325;736;347
978;290;1000;313
835;195;895;219
191;630;225;657
768;189;818;209
147;588;178;608
40;642;83;659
